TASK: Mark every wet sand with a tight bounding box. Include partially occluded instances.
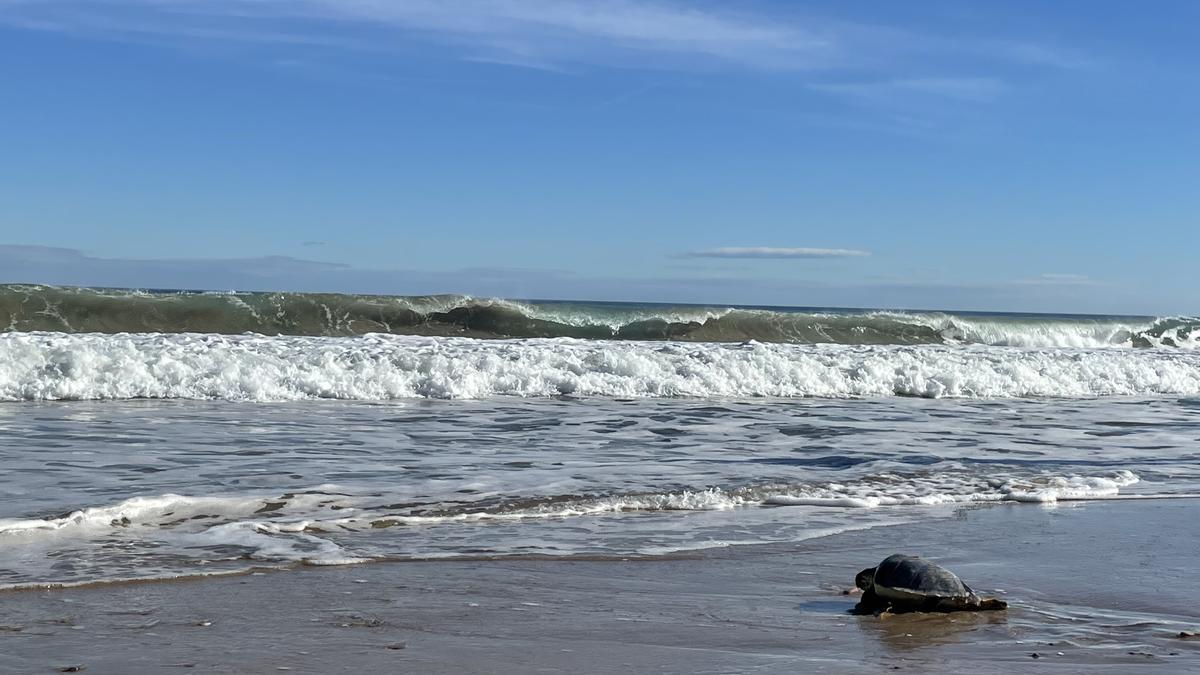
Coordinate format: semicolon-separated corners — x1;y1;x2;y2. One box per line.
2;499;1197;674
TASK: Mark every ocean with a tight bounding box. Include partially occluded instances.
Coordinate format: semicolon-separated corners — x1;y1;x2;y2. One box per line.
1;284;1198;590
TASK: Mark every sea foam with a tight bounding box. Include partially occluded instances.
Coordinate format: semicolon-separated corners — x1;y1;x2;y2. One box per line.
3;332;1200;402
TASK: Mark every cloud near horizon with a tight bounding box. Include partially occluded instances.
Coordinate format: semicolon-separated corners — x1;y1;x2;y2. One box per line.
685;247;871;259
1012;273;1100;286
0;245;1168;314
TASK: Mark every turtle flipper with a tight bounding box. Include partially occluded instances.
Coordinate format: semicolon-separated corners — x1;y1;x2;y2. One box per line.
956;583;1006;611
931;596;971;612
928;595;1006;612
851;588;886;615
977;597;1008;611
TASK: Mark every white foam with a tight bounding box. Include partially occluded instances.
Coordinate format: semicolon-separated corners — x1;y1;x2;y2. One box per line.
2;471;1138;540
0;469;1146;586
340;470;1143;526
188;521;370;565
874;312;1198;350
1001;470;1139;503
864;312;1200;348
0;492;347;535
0;491;369;573
926;316;1151;348
4;332;1200;402
4;471;1139;540
765;470;1139;507
490;299;736;331
0;494;264;535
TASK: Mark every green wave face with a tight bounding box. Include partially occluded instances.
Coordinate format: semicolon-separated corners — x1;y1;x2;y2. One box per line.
1;284;1194;347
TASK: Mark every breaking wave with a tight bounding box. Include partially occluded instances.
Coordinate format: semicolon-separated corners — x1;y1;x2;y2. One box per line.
3;284;1197;348
4;332;1200;402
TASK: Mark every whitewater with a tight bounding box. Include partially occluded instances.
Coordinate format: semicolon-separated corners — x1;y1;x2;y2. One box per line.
4;331;1200;402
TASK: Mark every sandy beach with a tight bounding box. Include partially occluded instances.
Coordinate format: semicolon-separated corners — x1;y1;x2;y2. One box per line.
3;498;1196;674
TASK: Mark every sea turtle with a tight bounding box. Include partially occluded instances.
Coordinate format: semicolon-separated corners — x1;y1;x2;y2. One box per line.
853;554;1007;615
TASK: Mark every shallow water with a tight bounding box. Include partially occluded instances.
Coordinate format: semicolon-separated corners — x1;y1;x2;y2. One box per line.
2;395;1197;588
3;500;1196;674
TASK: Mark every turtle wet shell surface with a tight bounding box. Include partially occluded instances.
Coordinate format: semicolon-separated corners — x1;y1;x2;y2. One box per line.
871;554;972;598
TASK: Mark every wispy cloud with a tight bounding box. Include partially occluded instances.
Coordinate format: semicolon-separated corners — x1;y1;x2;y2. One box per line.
1;245;1169;314
0;244;350;288
685;247;870;259
811;77;1007;104
986;41;1090;70
1012;273;1100;286
0;0;1080;79
0;0;833;70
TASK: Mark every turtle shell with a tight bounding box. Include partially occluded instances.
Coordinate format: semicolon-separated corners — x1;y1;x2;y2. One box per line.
869;554;975;602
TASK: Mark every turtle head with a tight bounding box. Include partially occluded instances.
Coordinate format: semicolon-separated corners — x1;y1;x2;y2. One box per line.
855;567;876;591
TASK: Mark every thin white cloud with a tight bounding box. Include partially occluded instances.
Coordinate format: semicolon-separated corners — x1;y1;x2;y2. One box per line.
2;245;1172;314
1012;273;1100;286
987;41;1090;70
811;77;1007;103
2;0;835;69
0;0;1080;77
685;247;870;259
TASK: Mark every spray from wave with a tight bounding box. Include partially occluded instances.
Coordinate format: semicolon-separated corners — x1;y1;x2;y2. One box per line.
3;285;1196;348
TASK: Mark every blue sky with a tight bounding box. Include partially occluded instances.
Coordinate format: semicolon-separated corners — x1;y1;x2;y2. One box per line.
1;1;1197;314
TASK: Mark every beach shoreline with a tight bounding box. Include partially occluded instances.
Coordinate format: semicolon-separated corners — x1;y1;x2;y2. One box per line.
3;499;1197;674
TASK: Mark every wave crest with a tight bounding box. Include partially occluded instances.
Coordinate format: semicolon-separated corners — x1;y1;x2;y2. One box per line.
3;285;1196;348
